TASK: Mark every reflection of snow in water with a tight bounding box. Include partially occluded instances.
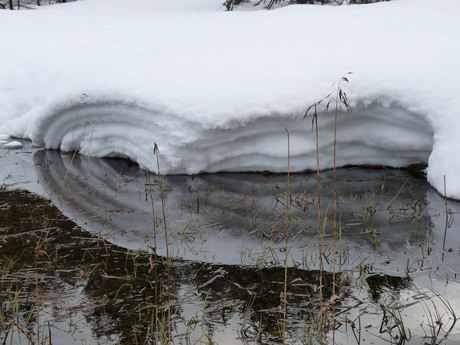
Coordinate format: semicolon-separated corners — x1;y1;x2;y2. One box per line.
31;149;460;282
1;142;460;344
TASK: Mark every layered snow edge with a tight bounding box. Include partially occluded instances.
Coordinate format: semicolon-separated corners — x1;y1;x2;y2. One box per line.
1;94;438;191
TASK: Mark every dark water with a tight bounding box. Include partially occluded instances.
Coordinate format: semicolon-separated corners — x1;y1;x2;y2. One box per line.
1;143;459;344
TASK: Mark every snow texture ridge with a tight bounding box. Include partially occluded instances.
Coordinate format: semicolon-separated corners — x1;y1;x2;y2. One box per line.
1;0;460;197
26;97;434;176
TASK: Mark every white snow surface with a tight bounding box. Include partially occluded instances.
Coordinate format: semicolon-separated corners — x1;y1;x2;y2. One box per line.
0;0;459;197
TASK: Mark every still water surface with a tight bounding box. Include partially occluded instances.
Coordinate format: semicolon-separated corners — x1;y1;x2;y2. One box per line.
0;142;459;344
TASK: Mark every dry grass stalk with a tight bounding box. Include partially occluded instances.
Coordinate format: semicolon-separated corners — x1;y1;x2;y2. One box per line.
146;168;159;338
305;73;352;343
97;230;109;254
35;231;44;344
332;73;351;344
283;128;291;344
307;103;325;342
154;143;171;345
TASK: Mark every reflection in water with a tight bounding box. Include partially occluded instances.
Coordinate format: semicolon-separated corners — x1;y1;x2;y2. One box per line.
0;189;338;344
2;188;458;345
1;148;459;344
33;149;460;278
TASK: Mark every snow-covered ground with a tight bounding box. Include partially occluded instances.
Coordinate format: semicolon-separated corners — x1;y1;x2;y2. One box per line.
1;0;459;197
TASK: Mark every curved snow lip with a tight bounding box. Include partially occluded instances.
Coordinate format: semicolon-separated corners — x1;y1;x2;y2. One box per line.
12;94;434;180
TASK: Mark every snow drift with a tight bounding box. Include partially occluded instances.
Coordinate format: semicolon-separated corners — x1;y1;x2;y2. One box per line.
1;0;460;197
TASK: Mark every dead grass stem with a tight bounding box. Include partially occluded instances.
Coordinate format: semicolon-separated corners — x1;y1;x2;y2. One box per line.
154;143;171;345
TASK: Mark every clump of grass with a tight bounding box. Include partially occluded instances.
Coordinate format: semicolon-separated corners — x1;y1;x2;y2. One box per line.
304;73;352;343
380;301;411;343
420;288;458;344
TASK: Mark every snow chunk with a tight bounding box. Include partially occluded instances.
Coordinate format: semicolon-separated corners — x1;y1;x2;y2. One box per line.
2;141;24;149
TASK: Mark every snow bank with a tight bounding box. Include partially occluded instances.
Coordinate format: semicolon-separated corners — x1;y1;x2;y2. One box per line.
1;0;460;197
